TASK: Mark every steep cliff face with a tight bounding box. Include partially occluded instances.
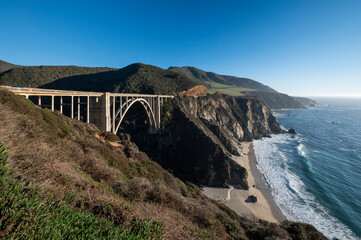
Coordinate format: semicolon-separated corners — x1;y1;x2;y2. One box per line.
126;94;282;189
175;93;282;151
165;104;248;188
161;94;282;188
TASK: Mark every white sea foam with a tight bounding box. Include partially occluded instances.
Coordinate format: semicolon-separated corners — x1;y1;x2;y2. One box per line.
254;135;359;240
297;143;306;157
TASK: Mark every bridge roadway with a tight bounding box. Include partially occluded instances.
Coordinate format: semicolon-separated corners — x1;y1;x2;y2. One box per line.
3;86;174;134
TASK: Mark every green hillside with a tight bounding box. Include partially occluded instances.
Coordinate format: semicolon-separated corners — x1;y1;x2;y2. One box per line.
169;66;277;96
41;63;198;94
169;66;315;109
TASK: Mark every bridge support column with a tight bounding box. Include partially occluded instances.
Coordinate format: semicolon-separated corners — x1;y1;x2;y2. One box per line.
77;96;81;121
89;93;111;132
112;96;116;133
51;95;54;111
60;96;63;114
71;96;74;119
104;93;111;132
87;96;90;123
155;96;161;129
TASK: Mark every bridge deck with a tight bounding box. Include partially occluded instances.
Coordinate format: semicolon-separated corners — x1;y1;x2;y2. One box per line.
2;86;173;98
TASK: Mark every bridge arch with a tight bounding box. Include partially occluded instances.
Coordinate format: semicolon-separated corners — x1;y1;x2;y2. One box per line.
113;98;157;135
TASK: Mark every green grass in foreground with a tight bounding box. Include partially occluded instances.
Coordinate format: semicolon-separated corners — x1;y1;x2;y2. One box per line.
0;141;164;240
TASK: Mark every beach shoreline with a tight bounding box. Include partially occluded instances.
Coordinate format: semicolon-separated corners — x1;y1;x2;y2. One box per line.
202;142;286;223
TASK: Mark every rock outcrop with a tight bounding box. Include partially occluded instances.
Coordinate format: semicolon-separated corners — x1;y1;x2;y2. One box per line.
179;85;209;96
288;128;297;134
175;93;282;147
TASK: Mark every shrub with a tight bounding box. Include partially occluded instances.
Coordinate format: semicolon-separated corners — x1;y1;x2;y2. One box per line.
100;131;120;142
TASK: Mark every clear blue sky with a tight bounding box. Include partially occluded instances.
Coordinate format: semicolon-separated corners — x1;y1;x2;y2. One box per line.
1;0;361;97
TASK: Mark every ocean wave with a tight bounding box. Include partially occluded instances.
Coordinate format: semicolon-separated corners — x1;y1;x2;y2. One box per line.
296;143;307;157
254;135;359;240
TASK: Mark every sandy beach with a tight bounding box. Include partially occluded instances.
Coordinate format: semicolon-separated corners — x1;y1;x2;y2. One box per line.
202;142;286;223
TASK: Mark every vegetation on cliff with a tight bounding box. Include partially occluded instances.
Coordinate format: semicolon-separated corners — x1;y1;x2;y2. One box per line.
0;89;327;239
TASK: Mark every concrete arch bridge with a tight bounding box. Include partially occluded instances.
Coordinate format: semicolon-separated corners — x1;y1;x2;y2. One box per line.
3;86;174;134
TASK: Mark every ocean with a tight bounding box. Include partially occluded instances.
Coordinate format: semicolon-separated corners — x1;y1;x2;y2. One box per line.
254;98;361;240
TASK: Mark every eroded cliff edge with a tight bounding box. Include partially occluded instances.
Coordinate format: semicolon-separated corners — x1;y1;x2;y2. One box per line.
125;93;282;189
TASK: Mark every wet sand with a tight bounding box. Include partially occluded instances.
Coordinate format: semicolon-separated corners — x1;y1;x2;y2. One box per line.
202;142;286;223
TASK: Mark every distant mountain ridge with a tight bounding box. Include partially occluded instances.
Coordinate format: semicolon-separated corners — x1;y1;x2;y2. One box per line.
169;66;315;109
0;60;20;73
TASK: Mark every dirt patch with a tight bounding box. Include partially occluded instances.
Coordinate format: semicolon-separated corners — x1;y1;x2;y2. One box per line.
179;85;209;96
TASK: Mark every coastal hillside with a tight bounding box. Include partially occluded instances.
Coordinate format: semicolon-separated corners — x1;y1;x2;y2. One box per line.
292;96;317;106
0;88;327;239
0;65;115;87
41;63;198;94
0;60;20;73
169;66;315;109
118;93;282;189
245;91;304;109
169;66;277;94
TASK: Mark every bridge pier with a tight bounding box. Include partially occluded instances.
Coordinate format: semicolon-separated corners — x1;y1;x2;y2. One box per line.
155;96;160;129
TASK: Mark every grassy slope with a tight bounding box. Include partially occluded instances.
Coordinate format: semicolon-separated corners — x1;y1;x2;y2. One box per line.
0;65;115;88
0;89;327;239
169;66;276;96
0;142;163;239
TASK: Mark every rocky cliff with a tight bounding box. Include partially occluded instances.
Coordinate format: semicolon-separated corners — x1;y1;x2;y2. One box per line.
124;93;282;189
